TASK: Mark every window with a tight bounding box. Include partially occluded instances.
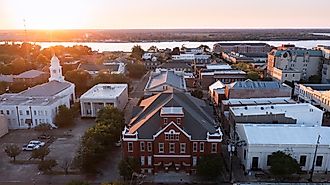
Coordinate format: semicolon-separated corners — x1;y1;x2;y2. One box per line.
169;143;175;153
147;156;152;166
164;118;168;124
140;156;145;166
200;142;204;152
243;149;247;160
180;143;186;153
316;156;323;167
26;110;30;115
267;155;271;166
34;110;37;116
165;130;180;141
211;143;217;153
140;142;145;151
177;118;181;124
147;142;152;152
128;142;133;152
0;110;3;114
300;155;307;166
6;110;10;115
193;156;197;166
193;142;198;152
158;143;164;153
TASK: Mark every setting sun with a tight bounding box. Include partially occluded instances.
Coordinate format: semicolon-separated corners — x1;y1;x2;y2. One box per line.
4;0;93;30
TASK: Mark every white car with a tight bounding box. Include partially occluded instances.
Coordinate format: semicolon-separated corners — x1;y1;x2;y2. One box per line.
29;140;45;147
22;144;40;151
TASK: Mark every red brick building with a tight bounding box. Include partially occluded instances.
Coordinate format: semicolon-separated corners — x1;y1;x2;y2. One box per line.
122;90;223;174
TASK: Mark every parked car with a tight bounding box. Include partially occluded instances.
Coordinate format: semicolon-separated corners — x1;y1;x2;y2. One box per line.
29;140;45;147
22;144;40;151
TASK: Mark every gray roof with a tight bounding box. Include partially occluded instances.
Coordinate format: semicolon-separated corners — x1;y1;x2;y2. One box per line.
145;70;186;91
160;62;191;69
228;80;288;90
274;49;323;57
128;91;217;140
15;70;46;79
0;93;61;106
19;81;72;97
0;75;14;83
302;84;330;91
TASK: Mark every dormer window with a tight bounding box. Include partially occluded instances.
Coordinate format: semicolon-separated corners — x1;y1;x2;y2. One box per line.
165;129;180;141
164;118;168;124
177;118;181;124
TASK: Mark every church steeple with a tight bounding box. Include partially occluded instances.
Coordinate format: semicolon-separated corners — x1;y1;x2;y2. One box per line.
49;55;64;82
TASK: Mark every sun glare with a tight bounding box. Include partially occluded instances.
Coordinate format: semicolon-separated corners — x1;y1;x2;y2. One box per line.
6;0;91;30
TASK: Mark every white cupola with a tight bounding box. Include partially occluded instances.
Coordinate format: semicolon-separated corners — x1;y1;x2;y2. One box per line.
49;55;64;82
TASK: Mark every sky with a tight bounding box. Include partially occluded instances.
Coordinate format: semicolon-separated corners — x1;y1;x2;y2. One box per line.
0;0;330;30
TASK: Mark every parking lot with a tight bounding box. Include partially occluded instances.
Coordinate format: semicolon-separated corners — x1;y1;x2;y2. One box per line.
0;118;95;185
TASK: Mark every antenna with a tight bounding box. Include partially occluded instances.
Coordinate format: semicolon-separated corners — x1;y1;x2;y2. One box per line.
23;19;31;63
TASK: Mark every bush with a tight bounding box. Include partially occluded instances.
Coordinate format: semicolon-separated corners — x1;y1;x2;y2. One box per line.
38;159;57;173
30;147;50;161
268;151;300;178
118;158;141;180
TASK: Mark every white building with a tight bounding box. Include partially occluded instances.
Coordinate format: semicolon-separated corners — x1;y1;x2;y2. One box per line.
0;115;8;137
80;84;128;117
237;124;330;173
0;55;75;129
230;103;323;127
172;54;195;61
294;83;330;112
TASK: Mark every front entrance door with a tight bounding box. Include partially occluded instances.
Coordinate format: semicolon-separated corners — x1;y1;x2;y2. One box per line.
252;157;259;170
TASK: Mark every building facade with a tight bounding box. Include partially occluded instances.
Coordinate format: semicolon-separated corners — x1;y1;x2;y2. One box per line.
237;124;330;173
122;91;223;174
213;43;272;54
267;48;323;82
0;56;75;129
80;84;128;117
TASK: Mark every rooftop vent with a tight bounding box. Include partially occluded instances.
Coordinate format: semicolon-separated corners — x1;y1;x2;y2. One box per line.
261;107;264;110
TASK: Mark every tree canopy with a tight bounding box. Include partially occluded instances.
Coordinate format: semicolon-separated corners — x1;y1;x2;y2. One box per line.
127;63;147;79
268;151;300;178
4;144;21;162
118;158;141;180
197;154;224;179
131;45;144;60
74;106;125;173
55;105;75;128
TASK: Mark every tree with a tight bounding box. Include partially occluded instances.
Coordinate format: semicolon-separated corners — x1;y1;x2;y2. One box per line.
4;144;21;162
197;154;223;179
65;69;92;94
131;45;144;60
198;45;211;52
268;151;300;178
66;180;90;185
191;89;203;99
247;71;259;81
127;63;146;79
35;54;49;66
171;47;180;55
38;159;57;173
74;106;125;173
59;157;72;175
34;123;52;136
118;158;141;180
55;105;74;128
30;147;50;161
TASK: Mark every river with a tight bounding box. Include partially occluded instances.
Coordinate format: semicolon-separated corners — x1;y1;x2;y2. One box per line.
2;40;330;52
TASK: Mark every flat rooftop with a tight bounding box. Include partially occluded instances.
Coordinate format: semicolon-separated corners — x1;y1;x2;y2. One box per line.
222;97;295;106
206;64;232;70
238;124;330;146
80;84;128;100
201;70;246;76
301;84;330;91
230;103;321;116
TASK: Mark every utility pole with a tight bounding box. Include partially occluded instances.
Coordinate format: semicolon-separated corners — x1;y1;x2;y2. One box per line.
308;134;321;182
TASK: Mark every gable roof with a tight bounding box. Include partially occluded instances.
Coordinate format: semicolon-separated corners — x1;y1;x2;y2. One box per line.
145;70;186;91
78;63;119;72
128;90;217;140
15;70;46;79
19;80;72;97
